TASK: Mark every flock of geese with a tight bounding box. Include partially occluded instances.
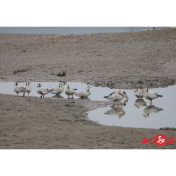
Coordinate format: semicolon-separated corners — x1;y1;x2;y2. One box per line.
14;82;92;99
103;87;163;107
13;82;164;118
14;82;163;106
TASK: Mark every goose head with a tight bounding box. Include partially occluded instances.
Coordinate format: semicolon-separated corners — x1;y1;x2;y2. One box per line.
86;86;92;92
26;82;31;86
134;88;140;92
66;85;70;90
142;87;148;92
37;83;41;87
118;90;129;99
59;83;64;87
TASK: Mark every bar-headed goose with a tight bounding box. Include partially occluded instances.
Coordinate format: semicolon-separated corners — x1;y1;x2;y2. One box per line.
65;85;77;98
142;87;163;105
22;82;32;97
74;86;92;98
50;83;64;95
134;88;144;99
36;83;50;98
14;82;24;96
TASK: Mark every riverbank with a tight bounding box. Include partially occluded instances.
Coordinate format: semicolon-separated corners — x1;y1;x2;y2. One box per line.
0;28;176;148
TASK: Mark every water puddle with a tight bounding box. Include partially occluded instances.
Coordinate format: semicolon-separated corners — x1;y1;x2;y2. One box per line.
88;85;176;129
0;82;176;129
0;27;168;34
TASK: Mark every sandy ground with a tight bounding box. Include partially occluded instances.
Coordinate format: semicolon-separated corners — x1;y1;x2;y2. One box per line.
0;28;176;148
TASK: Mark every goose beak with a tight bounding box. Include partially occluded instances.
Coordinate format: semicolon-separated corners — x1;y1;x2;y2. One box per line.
28;82;31;84
118;91;122;95
134;89;137;92
89;86;92;89
143;114;147;118
125;99;128;103
135;105;139;109
125;95;129;99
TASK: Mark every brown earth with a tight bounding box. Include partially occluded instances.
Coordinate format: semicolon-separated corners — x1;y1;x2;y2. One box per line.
0;28;176;148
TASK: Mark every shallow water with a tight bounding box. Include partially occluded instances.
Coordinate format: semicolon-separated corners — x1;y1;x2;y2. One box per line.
0;82;176;129
88;85;176;129
0;27;169;34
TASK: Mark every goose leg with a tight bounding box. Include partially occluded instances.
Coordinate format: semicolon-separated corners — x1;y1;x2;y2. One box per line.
150;100;152;106
118;102;119;108
23;92;25;97
28;92;29;96
72;95;73;99
113;101;115;108
43;94;44;98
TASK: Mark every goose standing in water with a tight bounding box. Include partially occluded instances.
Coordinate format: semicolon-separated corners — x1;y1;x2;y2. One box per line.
65;85;77;98
142;87;163;105
74;86;92;98
14;82;24;96
104;89;129;108
50;83;64;95
134;88;144;99
36;83;50;98
22;82;32;97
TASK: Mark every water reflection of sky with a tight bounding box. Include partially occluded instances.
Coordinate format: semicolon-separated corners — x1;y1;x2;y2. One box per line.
0;27;169;34
0;82;176;129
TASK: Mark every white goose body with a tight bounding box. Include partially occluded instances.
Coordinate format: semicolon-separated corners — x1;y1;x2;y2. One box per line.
65;85;77;98
74;86;92;98
36;83;50;98
104;89;129;107
50;84;64;95
23;82;32;97
14;82;24;95
134;88;143;99
142;87;163;105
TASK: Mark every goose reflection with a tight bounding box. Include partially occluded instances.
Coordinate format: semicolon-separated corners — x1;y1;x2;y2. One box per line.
110;99;128;109
105;99;127;118
105;108;125;119
52;94;64;99
143;105;163;118
77;97;90;101
134;99;146;109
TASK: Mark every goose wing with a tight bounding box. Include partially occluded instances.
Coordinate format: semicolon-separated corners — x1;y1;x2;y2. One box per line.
50;87;59;94
14;85;25;92
40;87;50;94
74;90;87;97
104;89;119;98
23;86;32;92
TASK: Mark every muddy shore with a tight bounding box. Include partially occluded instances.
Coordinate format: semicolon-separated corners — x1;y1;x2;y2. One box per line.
0;28;176;148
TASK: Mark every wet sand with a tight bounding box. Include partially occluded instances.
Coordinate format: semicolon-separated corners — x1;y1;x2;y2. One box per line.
0;28;176;148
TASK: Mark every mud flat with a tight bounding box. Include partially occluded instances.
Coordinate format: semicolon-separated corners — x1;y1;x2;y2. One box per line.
0;28;176;148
